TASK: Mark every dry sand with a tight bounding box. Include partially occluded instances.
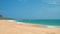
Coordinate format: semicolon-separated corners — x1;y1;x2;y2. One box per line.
0;20;60;34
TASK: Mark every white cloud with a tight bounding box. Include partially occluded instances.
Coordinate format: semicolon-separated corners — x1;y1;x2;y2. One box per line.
42;0;60;5
18;0;27;2
48;1;57;4
47;0;57;4
18;0;23;2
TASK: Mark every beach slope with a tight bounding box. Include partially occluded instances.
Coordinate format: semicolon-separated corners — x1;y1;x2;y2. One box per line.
0;20;60;34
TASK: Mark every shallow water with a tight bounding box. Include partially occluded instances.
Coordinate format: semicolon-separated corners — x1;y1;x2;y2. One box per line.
16;19;60;26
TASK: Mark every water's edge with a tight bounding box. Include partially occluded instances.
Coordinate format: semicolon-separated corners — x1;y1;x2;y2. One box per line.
14;20;60;28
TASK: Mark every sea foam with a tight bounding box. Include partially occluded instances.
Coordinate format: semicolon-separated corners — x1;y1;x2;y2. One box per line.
8;20;59;28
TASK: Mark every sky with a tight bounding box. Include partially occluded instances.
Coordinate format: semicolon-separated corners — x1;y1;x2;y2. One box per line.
0;0;60;20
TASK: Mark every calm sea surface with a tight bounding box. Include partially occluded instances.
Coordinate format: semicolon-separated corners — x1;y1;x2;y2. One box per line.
16;19;60;26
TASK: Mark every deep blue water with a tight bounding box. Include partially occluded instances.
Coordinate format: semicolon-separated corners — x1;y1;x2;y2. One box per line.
16;19;60;26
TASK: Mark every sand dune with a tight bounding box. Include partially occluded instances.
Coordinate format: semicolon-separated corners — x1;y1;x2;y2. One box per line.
0;20;60;34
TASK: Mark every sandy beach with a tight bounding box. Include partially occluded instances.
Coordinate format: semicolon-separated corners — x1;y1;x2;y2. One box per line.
0;20;60;34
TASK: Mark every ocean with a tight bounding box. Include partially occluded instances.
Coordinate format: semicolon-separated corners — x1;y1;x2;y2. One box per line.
16;19;60;26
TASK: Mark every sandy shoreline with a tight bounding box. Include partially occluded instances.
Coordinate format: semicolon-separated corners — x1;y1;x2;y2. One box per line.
0;20;60;34
8;20;60;28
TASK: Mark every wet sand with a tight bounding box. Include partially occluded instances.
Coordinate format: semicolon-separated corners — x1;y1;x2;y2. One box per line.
0;20;60;34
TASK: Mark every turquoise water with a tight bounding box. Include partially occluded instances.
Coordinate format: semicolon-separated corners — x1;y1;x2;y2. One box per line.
16;19;60;26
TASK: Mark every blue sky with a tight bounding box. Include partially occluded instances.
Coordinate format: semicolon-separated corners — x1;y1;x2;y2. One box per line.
0;0;60;19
